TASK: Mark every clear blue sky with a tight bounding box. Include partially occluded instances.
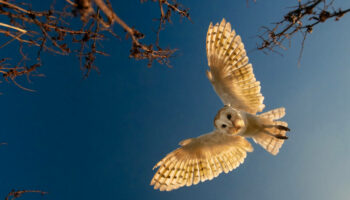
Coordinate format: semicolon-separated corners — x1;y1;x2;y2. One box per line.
1;0;350;199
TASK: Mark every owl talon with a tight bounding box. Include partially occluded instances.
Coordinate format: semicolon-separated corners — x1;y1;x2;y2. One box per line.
276;125;290;132
275;134;288;140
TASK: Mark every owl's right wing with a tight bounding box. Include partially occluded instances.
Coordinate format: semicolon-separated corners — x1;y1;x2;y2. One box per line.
206;19;265;114
150;131;253;191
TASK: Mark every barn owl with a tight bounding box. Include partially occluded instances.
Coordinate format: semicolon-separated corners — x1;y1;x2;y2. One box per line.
150;18;290;191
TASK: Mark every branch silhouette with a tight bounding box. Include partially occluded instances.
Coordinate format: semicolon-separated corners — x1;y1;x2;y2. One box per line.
257;0;350;65
4;189;47;200
0;0;190;91
0;0;349;88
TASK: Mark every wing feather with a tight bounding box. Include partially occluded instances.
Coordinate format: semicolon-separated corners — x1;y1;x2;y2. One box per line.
206;18;265;114
151;131;253;191
259;107;286;120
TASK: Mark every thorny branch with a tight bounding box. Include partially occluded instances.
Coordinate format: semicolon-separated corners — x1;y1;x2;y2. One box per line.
0;0;190;91
5;189;47;200
257;0;350;65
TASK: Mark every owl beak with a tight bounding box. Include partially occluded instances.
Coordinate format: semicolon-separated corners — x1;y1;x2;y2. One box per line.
230;119;244;134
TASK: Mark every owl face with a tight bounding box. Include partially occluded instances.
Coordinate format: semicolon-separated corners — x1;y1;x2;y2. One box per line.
214;105;245;135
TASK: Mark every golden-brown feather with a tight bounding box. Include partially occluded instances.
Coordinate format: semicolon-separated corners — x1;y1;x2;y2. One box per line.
206;18;265;114
259;107;286;120
150;131;253;191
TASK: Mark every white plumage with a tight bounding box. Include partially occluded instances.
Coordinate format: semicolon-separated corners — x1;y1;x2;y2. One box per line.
151;18;290;191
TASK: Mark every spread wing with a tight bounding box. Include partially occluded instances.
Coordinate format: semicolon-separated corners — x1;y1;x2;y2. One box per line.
206;18;265;114
150;131;253;191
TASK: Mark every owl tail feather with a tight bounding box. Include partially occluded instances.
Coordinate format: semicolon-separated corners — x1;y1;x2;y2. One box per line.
253;107;290;155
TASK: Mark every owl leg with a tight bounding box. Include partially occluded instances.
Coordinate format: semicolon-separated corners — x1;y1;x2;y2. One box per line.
275;125;290;132
263;124;290;132
262;130;288;140
262;124;290;140
274;134;288;140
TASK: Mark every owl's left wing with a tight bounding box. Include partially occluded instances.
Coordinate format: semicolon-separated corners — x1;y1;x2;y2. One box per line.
150;131;253;191
206;19;265;114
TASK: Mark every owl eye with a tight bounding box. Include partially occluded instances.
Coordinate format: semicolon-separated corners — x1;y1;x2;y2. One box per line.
221;124;227;128
227;114;231;120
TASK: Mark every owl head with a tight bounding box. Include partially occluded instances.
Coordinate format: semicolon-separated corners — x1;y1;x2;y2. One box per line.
214;105;246;135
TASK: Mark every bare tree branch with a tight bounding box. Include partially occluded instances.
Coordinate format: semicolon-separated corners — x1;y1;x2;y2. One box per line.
0;0;190;91
1;0;348;91
5;189;47;200
257;0;350;65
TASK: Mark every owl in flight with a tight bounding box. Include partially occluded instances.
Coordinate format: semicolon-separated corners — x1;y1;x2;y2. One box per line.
150;18;290;191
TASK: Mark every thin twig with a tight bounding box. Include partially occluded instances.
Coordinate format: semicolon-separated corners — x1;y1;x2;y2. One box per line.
257;0;350;64
0;22;27;33
5;189;47;200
